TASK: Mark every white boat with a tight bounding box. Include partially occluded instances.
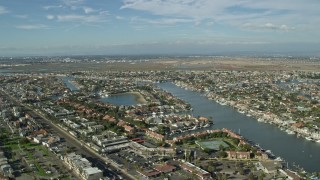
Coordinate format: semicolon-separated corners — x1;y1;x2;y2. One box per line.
265;150;275;157
238;110;245;114
191;126;198;130
257;118;265;122
305;136;313;141
316;140;320;143
219;100;227;106
275;157;283;161
102;94;109;98
98;92;109;98
265;149;272;154
286;130;295;135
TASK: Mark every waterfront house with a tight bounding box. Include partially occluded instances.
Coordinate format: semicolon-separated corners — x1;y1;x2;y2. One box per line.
226;151;250;159
255;161;282;174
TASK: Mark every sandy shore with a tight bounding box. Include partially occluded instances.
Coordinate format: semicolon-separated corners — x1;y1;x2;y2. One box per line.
131;92;147;104
115;91;147;104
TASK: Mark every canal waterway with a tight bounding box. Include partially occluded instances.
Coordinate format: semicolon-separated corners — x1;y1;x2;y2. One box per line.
62;76;79;92
100;94;139;106
0;69;10;73
158;82;320;172
61;77;139;106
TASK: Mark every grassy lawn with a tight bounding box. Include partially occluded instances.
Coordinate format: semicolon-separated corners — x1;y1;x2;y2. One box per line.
5;142;19;150
35;162;46;176
39;146;49;156
185;143;198;148
21;142;38;148
0;124;70;177
61;176;72;180
1;134;50;177
35;162;52;177
27;151;34;160
0;128;9;135
222;138;239;150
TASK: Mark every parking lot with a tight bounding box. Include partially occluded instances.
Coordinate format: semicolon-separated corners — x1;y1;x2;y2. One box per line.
108;148;194;179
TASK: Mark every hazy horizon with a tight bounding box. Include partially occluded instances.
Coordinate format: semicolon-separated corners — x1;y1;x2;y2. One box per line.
1;0;320;56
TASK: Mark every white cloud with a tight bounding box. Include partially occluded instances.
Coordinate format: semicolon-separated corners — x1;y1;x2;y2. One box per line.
121;0;320;30
0;6;9;14
47;15;55;20
116;16;125;20
44;1;108;24
61;0;84;6
242;23;295;32
43;5;63;10
83;6;96;14
279;25;293;32
44;0;84;11
99;11;109;16
16;24;48;30
131;16;192;25
121;0;240;21
56;14;107;23
14;15;28;19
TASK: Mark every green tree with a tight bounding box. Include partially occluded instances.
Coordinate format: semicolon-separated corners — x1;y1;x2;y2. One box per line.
248;172;255;180
257;170;266;180
216;151;227;158
219;144;225;151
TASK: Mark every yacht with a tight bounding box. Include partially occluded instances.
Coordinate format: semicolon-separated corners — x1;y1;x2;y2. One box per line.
265;150;275;158
101;94;109;98
98;92;109;98
286;129;295;135
305;136;313;141
219;100;227;106
238;110;245;114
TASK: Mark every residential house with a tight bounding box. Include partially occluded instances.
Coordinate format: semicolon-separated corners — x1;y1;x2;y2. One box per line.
226;151;251;159
145;130;164;141
180;160;211;180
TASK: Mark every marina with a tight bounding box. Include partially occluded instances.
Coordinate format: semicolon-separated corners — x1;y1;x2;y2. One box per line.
158;82;320;172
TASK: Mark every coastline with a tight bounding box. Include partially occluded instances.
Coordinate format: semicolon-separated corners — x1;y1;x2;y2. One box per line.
173;80;320;142
112;91;147;104
69;80;83;90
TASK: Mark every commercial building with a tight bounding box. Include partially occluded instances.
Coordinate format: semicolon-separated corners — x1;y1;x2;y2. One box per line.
64;153;103;180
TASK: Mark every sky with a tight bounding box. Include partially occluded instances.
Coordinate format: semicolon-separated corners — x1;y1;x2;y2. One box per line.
0;0;320;56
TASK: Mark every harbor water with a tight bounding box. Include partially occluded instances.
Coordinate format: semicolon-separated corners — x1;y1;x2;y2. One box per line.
62;76;79;92
99;94;139;106
62;77;320;172
158;82;320;172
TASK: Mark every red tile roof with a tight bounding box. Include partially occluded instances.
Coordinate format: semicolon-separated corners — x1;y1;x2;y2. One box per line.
153;164;176;173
